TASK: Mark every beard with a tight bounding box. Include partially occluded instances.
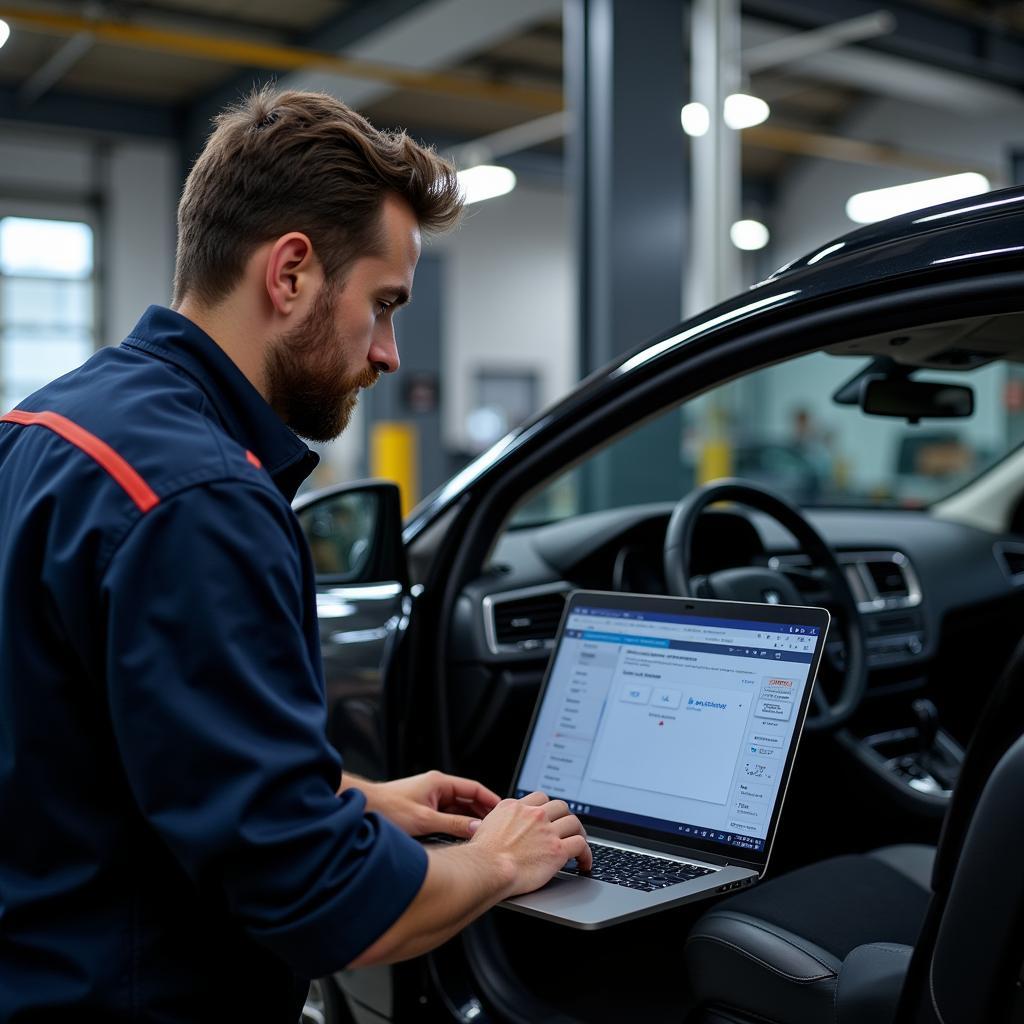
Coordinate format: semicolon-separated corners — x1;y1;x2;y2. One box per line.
264;284;380;443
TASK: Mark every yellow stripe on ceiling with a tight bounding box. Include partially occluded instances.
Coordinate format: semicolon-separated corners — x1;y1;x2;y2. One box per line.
0;7;564;113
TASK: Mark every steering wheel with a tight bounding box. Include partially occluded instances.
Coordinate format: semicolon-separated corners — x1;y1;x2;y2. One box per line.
662;479;867;732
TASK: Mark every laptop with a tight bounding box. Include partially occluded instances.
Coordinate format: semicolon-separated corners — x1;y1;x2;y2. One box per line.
500;589;830;929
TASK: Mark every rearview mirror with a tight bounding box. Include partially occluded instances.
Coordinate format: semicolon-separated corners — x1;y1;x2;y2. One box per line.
293;480;408;586
860;377;973;423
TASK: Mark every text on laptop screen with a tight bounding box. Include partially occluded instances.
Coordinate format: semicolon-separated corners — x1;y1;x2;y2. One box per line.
514;603;820;855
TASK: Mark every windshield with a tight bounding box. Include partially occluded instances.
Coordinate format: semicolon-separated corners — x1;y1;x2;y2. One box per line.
512;350;1023;526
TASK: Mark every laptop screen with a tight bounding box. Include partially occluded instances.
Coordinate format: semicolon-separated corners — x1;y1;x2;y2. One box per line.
512;592;828;860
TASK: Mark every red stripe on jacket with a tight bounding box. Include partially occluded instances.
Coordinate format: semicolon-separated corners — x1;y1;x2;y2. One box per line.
1;410;160;514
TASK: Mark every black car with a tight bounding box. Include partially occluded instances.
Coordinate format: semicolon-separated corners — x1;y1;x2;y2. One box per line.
295;185;1024;1024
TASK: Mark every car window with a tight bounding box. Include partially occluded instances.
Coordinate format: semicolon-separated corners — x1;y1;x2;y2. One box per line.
511;350;1022;525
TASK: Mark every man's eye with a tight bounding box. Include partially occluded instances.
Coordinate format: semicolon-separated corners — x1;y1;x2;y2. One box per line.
376;300;392;317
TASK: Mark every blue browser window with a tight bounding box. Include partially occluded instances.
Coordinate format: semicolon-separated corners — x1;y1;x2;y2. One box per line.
514;604;820;854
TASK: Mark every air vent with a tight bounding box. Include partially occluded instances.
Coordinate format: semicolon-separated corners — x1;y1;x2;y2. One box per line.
493;594;566;645
863;560;910;599
843;551;921;611
995;543;1024;583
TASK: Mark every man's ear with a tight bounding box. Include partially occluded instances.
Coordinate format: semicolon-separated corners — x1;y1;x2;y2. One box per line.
264;232;319;315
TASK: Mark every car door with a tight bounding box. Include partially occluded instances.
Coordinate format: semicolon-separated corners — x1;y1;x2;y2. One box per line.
293;479;410;781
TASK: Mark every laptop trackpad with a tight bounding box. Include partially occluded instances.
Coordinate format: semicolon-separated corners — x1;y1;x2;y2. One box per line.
502;872;649;926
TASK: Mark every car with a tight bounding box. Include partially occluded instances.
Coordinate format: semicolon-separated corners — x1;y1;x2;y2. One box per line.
294;184;1024;1023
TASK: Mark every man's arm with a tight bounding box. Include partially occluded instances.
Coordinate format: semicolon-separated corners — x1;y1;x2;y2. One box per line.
102;482;434;976
102;481;588;975
340;770;500;839
351;792;592;967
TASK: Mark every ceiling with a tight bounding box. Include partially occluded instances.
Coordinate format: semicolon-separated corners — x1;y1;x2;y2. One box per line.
0;0;1020;187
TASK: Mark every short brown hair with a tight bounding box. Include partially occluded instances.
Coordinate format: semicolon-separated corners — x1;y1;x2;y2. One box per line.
173;87;463;307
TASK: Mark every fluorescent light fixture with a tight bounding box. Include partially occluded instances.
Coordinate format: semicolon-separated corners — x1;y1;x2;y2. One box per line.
730;219;770;251
723;93;770;130
681;102;710;137
846;172;990;224
457;164;516;205
0;19;9;50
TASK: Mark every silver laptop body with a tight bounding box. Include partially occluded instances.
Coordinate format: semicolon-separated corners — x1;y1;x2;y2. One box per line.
501;590;830;929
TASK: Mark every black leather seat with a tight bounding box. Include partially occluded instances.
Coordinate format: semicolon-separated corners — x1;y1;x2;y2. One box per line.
686;846;931;1024
684;637;1024;1024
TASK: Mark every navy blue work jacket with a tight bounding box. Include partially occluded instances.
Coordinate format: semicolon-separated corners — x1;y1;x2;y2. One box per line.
0;306;427;1021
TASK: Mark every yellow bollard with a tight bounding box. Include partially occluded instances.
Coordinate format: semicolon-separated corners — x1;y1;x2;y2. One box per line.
370;422;418;516
697;436;733;485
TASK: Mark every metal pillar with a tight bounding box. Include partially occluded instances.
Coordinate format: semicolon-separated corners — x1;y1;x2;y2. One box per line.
565;0;692;512
688;0;741;314
566;0;689;509
567;0;688;372
1012;148;1024;186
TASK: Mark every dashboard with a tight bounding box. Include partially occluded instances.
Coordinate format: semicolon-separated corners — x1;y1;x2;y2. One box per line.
439;501;1024;805
453;504;1024;676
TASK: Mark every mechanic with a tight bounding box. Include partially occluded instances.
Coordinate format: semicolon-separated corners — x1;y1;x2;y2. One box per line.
0;88;591;1020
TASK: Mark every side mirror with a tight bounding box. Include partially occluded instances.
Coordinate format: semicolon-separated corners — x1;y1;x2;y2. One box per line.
293;480;408;587
860;377;974;423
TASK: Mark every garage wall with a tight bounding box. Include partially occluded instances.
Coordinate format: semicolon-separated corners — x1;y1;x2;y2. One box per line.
0;127;178;347
104;143;178;343
430;179;575;452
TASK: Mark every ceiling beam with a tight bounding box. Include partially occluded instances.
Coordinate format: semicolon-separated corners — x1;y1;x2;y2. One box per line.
447;111;567;168
281;0;562;111
18;30;94;106
742;0;1024;91
0;7;562;113
744;123;1005;182
0;85;183;139
742;11;896;74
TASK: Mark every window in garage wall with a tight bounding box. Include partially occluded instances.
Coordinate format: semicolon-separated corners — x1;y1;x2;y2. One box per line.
0;216;96;413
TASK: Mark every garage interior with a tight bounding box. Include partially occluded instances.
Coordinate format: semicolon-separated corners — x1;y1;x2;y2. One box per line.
3;0;1022;512
3;2;1024;1023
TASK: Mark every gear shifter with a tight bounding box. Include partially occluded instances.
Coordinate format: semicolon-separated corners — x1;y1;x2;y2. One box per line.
909;697;960;791
911;698;939;755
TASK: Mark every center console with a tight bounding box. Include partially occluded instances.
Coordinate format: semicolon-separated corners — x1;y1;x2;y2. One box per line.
837;698;965;816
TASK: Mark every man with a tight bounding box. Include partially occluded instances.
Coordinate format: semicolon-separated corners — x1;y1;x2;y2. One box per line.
0;88;590;1020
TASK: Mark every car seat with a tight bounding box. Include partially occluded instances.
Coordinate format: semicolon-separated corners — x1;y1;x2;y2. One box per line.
684;636;1024;1024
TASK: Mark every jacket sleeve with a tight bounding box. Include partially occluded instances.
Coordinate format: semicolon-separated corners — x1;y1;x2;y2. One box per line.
100;479;427;976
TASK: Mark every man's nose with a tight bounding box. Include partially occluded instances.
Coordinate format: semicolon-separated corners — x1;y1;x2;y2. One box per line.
370;328;400;374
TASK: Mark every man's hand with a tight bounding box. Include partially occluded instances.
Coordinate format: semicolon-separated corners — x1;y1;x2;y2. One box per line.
345;770;500;839
470;790;592;897
350;790;592;967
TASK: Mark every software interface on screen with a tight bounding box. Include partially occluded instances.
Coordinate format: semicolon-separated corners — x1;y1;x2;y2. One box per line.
514;603;821;854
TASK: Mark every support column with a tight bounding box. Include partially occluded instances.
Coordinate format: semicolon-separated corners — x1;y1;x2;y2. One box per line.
1011;148;1024;186
688;0;742;314
566;0;689;508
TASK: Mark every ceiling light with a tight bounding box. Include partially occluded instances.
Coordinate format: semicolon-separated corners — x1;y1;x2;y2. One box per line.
680;102;710;137
0;20;10;50
730;219;770;251
457;165;516;205
723;93;770;130
846;172;990;224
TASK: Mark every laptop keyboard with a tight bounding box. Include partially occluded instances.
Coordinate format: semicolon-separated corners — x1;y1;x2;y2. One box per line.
561;843;715;892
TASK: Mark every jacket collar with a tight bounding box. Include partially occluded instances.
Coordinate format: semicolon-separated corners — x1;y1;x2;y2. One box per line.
121;305;319;501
